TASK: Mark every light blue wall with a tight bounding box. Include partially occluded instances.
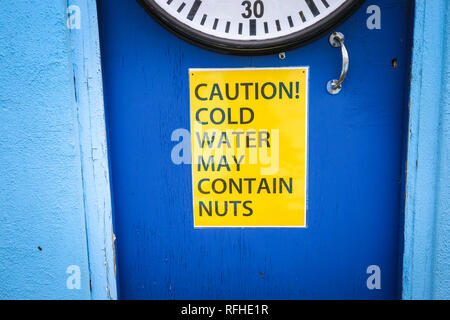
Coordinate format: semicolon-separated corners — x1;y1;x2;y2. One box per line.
403;0;450;300
0;1;91;299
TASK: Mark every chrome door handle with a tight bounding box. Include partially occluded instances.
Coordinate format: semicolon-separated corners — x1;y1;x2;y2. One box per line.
327;32;349;95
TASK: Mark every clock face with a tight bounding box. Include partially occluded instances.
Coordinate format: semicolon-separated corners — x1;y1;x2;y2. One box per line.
138;0;364;54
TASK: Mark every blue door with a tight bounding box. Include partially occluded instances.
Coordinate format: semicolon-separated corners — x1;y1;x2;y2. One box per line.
98;0;413;299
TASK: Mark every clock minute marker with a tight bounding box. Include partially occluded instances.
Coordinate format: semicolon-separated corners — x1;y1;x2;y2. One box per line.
249;19;256;36
321;0;330;8
177;2;186;13
275;19;281;31
213;18;219;30
187;0;202;21
288;16;294;28
299;11;307;22
225;21;231;33
200;14;207;25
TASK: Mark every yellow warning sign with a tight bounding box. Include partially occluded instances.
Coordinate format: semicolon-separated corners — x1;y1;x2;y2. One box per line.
189;67;308;227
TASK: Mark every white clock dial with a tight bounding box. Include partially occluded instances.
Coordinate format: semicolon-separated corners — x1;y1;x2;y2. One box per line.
138;0;364;54
155;0;346;40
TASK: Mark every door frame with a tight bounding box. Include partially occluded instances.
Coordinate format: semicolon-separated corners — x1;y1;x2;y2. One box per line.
67;0;117;300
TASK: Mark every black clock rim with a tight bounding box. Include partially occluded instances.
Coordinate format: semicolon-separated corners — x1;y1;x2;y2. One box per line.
137;0;365;55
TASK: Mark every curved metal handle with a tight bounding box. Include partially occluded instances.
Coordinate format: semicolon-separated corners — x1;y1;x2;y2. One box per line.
327;32;349;95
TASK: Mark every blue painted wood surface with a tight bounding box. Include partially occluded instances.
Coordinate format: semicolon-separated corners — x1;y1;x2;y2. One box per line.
68;0;117;300
403;0;450;300
98;0;413;299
